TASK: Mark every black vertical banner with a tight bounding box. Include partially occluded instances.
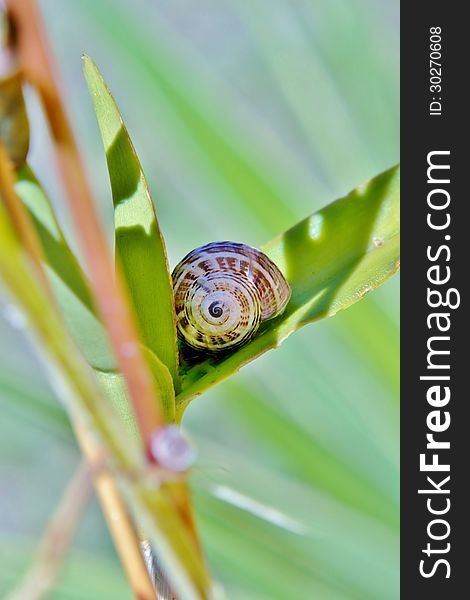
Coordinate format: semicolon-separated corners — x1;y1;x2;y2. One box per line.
401;4;468;599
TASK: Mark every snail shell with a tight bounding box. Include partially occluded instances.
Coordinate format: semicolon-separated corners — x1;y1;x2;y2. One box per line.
172;241;291;353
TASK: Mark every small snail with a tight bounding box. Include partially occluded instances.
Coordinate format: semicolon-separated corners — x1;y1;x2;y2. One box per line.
172;241;291;353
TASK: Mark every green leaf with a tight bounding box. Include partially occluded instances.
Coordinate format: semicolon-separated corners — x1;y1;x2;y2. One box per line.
83;55;179;390
177;165;400;416
94;371;141;444
15;165;115;371
97;345;176;434
142;345;176;423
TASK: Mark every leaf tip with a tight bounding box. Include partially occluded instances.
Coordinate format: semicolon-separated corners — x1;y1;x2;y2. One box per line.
81;54;101;84
81;53;92;69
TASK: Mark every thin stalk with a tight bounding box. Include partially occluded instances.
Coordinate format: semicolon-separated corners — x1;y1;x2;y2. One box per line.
3;3;207;596
76;423;157;600
0;195;156;598
0;142;51;296
0;212;211;598
5;0;164;450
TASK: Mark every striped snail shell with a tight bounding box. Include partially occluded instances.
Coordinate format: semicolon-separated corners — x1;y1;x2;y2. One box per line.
172;241;291;353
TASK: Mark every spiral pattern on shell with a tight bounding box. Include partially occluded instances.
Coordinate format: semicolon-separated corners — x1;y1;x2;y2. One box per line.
172;241;291;353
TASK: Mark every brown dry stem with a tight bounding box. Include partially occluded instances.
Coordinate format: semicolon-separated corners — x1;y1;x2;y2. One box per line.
5;0;164;448
76;423;157;600
3;2;206;597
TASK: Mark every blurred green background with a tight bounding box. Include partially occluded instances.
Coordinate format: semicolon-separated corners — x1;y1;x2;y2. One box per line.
0;0;399;598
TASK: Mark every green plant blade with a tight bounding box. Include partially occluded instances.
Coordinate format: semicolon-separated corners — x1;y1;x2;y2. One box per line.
83;55;179;390
97;345;176;434
177;165;400;415
15;165;115;371
142;345;176;423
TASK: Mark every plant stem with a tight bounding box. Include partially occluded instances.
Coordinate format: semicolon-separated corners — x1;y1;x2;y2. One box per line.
5;0;164;450
76;423;157;600
3;3;208;596
0;192;156;598
0;142;51;296
0;178;214;598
